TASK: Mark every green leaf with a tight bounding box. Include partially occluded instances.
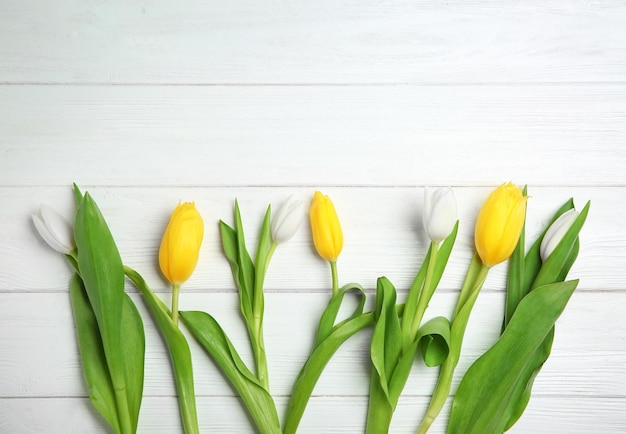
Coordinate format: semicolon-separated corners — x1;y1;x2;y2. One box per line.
73;183;84;205
283;283;371;434
416;316;451;368
284;312;375;434
180;310;281;434
428;222;458;301
370;277;402;403
74;193;125;371
74;192;143;434
220;221;254;323
120;294;145;433
502;328;553;431
314;282;366;346
531;201;589;290
447;280;578;434
521;199;575;297
401;245;431;345
504;186;528;329
386;316;450;421
69;273;121;434
253;205;272;317
124;267;199;434
365;277;403;433
500;238;581;430
234;201;256;310
403;224;458;353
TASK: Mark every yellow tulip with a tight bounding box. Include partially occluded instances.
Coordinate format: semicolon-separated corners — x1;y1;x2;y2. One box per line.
159;202;204;285
474;183;527;267
310;191;343;262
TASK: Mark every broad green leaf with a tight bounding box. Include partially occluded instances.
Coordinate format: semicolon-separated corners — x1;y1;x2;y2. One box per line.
285;311;374;434
180;310;281;434
69;274;121;433
416;316;451;368
447;280;578;434
74;193;125;373
501;238;580;430
502;329;552;431
124;267;199;434
74;193;137;434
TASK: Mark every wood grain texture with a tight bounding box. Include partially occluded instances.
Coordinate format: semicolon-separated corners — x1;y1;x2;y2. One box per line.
2;0;625;432
1;85;625;186
1;1;625;84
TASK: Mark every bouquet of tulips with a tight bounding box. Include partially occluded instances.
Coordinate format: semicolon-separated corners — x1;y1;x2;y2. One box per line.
33;182;589;434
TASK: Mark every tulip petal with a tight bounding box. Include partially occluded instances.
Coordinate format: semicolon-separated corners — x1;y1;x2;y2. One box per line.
32;205;75;254
159;202;204;285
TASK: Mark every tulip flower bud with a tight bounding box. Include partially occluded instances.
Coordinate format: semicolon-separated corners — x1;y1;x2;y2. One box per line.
423;186;457;243
474;183;527;267
159;202;204;285
309;191;343;262
271;194;307;244
32;204;75;254
540;208;579;262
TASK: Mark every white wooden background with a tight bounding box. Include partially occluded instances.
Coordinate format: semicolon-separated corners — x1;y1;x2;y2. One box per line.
1;1;625;433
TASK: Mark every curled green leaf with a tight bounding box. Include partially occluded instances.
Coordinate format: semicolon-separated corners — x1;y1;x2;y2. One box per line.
416;316;451;368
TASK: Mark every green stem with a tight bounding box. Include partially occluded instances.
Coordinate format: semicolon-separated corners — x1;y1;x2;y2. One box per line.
254;325;270;391
416;262;489;434
171;284;181;327
330;261;339;297
114;386;132;434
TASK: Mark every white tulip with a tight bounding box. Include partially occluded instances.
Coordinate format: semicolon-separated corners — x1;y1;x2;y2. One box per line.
32;204;75;254
271;194;307;244
423;187;457;243
540;208;579;262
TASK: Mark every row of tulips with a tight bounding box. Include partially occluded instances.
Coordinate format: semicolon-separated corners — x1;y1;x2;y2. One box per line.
33;183;589;434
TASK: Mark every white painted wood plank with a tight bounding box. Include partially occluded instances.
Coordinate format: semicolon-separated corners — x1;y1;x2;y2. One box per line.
1;1;625;84
2;291;624;399
1;396;625;433
3;186;618;292
1;85;625;186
